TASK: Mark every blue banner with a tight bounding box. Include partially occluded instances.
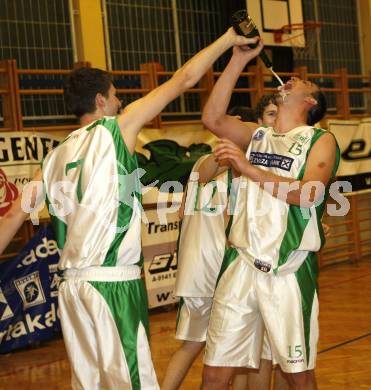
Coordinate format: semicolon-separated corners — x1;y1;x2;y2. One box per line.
0;225;60;353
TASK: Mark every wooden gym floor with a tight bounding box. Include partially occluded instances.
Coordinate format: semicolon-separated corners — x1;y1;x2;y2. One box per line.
0;257;370;390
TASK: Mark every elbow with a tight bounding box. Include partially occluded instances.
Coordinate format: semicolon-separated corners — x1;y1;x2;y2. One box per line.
202;112;223;134
296;187;326;208
201;111;214;128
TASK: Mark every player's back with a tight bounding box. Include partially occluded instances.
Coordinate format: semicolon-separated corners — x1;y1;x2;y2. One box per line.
43;117;142;270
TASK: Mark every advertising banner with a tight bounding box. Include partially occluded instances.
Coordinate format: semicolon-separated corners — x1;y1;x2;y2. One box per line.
0;132;62;218
328;118;371;192
0;225;60;353
142;207;181;308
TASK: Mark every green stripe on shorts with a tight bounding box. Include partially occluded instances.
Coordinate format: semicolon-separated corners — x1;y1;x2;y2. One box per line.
294;252;319;366
176;297;185;331
89;278;149;390
216;247;239;287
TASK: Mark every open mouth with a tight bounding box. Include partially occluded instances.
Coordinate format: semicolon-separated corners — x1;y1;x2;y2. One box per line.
279;81;293;92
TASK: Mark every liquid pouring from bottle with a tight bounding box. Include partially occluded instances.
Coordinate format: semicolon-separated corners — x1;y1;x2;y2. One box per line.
231;10;285;87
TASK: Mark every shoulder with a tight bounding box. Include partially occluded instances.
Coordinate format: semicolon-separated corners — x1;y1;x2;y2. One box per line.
85;116;119;133
251;125;270;140
311;128;338;147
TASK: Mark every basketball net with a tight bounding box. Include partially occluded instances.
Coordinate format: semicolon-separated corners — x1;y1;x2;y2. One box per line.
273;22;321;61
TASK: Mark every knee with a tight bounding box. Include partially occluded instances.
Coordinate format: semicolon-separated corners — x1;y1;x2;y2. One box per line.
202;366;233;390
182;340;205;354
203;367;219;385
287;371;312;389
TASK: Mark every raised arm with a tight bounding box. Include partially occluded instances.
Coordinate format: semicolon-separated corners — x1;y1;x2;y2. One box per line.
118;28;256;154
202;44;263;150
214;134;338;207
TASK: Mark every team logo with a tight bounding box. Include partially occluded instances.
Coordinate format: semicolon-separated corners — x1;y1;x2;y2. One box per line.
0;169;19;217
292;134;310;145
0;287;14;321
253;130;265;141
14;271;46;309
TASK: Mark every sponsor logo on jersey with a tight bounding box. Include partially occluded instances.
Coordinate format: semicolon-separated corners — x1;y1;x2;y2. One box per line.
14;272;46;309
249;152;294;172
253;130;265;141
292;134;310;145
254;259;271;273
286;358;305;364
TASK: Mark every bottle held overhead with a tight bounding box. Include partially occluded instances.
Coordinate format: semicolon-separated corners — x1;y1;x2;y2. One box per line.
231;10;284;86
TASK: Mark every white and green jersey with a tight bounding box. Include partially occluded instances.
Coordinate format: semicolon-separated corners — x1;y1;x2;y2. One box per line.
229;125;340;275
175;156;231;297
42;117;142;270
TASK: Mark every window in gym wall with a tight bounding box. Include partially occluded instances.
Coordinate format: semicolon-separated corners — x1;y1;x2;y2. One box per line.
300;0;365;114
104;0;179;114
103;0;246;119
0;0;74;126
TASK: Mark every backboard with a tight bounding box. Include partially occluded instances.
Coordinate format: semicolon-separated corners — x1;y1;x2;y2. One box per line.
246;0;305;47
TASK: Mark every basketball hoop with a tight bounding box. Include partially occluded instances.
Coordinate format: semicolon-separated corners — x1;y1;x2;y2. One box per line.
273;21;322;61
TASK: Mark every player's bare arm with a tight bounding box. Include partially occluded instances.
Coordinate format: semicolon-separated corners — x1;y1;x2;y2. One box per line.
117;29;256;154
194;153;230;184
214;133;337;207
202;44;263;150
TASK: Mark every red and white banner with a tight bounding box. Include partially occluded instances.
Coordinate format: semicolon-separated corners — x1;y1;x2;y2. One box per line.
0;132;62;217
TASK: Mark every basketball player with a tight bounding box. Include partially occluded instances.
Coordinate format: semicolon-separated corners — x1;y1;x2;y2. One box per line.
200;45;339;390
162;95;281;390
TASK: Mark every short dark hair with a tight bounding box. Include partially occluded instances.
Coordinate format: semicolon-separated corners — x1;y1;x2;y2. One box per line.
307;90;327;126
228;106;257;122
64;67;112;118
255;94;279;120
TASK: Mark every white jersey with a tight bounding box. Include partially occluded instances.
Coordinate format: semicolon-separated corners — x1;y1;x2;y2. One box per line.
229;125;340;275
175;156;231;297
42;117;142;270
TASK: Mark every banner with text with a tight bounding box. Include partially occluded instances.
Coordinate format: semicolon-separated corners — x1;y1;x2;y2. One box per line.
142;206;181;308
328;118;371;192
0;224;60;353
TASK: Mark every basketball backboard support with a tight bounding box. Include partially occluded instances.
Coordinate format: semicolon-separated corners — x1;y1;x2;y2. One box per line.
246;0;305;47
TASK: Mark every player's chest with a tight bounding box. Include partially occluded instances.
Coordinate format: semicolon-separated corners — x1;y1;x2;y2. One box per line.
248;132;312;175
